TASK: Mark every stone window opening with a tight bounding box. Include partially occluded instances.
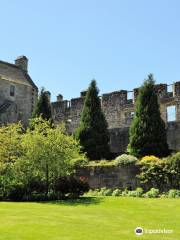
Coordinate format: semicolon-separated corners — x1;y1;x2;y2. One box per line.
168;84;173;93
158;89;163;98
167;105;176;122
10;85;15;97
67;101;71;108
125;111;135;124
127;91;133;100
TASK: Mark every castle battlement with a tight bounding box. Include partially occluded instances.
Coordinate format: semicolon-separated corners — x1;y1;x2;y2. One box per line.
52;81;180;154
52;81;180;120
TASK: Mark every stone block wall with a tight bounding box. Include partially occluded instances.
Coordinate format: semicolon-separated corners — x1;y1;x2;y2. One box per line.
75;165;140;189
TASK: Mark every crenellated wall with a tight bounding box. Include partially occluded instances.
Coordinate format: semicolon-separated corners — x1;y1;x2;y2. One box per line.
52;81;180;154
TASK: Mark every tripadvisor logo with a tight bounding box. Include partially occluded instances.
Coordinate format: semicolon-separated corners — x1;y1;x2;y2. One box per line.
135;227;143;235
134;227;173;235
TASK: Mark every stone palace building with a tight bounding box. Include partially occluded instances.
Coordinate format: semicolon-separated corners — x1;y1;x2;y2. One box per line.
0;56;180;154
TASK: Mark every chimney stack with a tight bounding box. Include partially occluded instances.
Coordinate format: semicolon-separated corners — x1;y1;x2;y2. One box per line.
57;94;63;102
15;56;28;72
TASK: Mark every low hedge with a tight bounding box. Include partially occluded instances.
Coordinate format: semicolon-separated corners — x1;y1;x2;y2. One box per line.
85;187;180;198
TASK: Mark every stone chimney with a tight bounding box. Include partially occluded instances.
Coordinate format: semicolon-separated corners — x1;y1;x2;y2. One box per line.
15;56;28;72
57;94;63;102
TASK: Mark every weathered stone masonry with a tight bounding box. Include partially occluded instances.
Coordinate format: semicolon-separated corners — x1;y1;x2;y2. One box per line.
75;165;140;190
52;82;180;154
0;56;38;126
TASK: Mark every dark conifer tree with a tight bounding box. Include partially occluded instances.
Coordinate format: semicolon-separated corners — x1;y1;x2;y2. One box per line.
128;74;169;158
75;80;110;160
32;88;52;121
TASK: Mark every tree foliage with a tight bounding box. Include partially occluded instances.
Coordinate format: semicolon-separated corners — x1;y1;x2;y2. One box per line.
137;156;167;191
138;154;180;191
20;118;85;194
0;118;86;200
32;88;52;121
75;80;110;160
0;123;23;197
128;74;169;158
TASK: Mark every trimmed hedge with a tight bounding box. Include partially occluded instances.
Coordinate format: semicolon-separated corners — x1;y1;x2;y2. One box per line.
85;187;180;198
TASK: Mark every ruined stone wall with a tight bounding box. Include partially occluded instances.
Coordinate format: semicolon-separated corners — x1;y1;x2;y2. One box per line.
52;81;180;153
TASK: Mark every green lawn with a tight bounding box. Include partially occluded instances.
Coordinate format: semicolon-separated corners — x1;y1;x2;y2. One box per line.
0;197;179;240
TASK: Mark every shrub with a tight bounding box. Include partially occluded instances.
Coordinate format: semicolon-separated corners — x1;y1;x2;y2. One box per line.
47;191;58;200
85;189;98;196
54;176;89;198
164;152;180;189
135;187;143;197
26;176;46;194
127;190;137;197
7;183;26;201
84;187;180;198
127;188;143;197
140;155;161;164
112;189;122;196
115;154;138;166
85;188;114;196
103;188;113;196
160;194;167;198
144;188;159;198
86;160;116;167
137;156;167;191
98;187;112;196
121;188;129;196
168;189;180;198
71;158;89;168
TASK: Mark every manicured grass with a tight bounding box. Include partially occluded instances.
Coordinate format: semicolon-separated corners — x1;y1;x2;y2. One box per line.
0;197;179;240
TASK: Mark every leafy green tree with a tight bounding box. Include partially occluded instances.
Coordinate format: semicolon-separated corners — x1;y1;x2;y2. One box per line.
20;117;85;195
32;88;52;121
0;118;86;198
0;123;23;197
128;74;169;158
75;80;110;160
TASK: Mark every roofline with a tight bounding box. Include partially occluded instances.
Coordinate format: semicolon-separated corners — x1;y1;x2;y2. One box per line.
23;72;38;91
0;60;38;91
0;60;20;69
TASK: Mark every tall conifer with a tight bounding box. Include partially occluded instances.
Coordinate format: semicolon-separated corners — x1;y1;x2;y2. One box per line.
128;74;169;157
75;80;110;160
32;88;52;121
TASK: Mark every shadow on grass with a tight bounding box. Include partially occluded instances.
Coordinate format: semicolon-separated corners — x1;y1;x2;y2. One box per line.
39;197;104;206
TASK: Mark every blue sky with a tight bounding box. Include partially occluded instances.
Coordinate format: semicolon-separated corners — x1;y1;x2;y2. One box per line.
0;0;180;101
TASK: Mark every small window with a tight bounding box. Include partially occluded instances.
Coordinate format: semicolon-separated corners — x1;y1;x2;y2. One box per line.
125;111;135;124
168;85;173;93
130;111;135;117
10;85;15;97
167;105;176;122
127;91;133;100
